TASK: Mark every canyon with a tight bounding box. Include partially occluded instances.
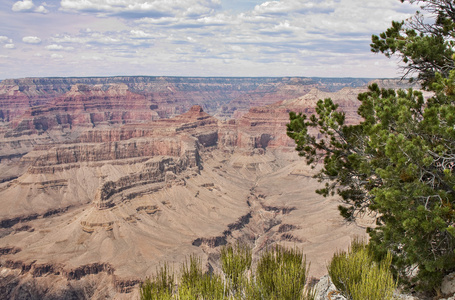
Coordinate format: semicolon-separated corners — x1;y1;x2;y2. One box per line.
0;77;402;299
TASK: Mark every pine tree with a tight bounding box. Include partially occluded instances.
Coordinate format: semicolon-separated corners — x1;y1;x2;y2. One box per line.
371;0;455;87
288;0;455;294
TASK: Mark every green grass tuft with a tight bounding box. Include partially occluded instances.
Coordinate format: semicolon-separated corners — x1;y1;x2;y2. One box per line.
328;238;396;300
256;245;312;300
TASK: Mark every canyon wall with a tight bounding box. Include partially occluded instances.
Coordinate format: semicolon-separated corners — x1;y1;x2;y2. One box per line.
0;76;371;124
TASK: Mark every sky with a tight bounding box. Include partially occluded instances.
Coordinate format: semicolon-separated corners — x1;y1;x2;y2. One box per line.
0;0;418;79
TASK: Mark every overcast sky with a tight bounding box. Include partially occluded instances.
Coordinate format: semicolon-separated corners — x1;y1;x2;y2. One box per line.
0;0;418;79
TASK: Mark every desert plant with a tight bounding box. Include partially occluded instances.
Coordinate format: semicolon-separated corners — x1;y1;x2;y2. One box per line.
350;252;395;300
140;263;174;300
178;254;225;300
255;245;311;300
140;244;317;300
220;242;252;295
241;278;262;300
328;239;396;300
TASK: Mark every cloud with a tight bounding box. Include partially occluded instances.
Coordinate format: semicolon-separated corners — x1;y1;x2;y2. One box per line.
4;44;16;49
22;36;42;44
35;5;49;13
12;0;49;13
253;0;336;16
60;0;221;19
51;53;63;59
12;0;34;12
0;36;12;44
81;55;104;60
230;45;245;52
259;20;298;36
45;44;75;51
290;0;414;35
52;29;157;48
130;30;153;39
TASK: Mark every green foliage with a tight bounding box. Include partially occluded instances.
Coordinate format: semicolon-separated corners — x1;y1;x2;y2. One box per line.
328;239;396;300
328;239;373;298
255;245;311;300
288;4;455;287
220;243;252;294
140;263;174;300
140;244;316;300
178;255;225;300
371;1;455;87
287;73;455;292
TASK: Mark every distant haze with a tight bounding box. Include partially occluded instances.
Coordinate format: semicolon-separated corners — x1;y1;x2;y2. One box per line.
0;0;417;79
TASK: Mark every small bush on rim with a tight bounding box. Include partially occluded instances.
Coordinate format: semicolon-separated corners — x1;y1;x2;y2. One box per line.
328;238;396;300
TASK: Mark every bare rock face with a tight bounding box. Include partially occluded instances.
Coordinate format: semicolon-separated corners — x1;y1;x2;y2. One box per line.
442;272;455;297
0;77;384;299
9;83;159;137
230;87;367;150
314;275;347;300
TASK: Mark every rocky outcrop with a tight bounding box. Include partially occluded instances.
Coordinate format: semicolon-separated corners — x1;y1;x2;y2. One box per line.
0;247;21;256
8;83;159;137
314;275;347;300
92;155;197;210
224;87;368;150
29;139;184;168
442;272;455;298
192;212;253;248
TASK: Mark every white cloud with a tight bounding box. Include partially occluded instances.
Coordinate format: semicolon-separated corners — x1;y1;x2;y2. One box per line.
130;30;152;39
60;0;222;19
253;0;337;16
12;0;49;13
289;0;414;35
96;36;120;44
52;29;157;48
51;34;86;44
51;53;63;58
4;44;16;49
81;55;104;60
230;45;245;52
22;36;42;44
35;5;49;13
12;0;34;12
0;36;12;44
45;44;75;51
197;13;232;25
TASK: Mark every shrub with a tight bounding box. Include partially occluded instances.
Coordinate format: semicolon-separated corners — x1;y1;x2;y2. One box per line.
140;263;174;300
255;245;313;300
139;244;314;300
328;239;396;300
220;243;252;295
178;254;224;299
